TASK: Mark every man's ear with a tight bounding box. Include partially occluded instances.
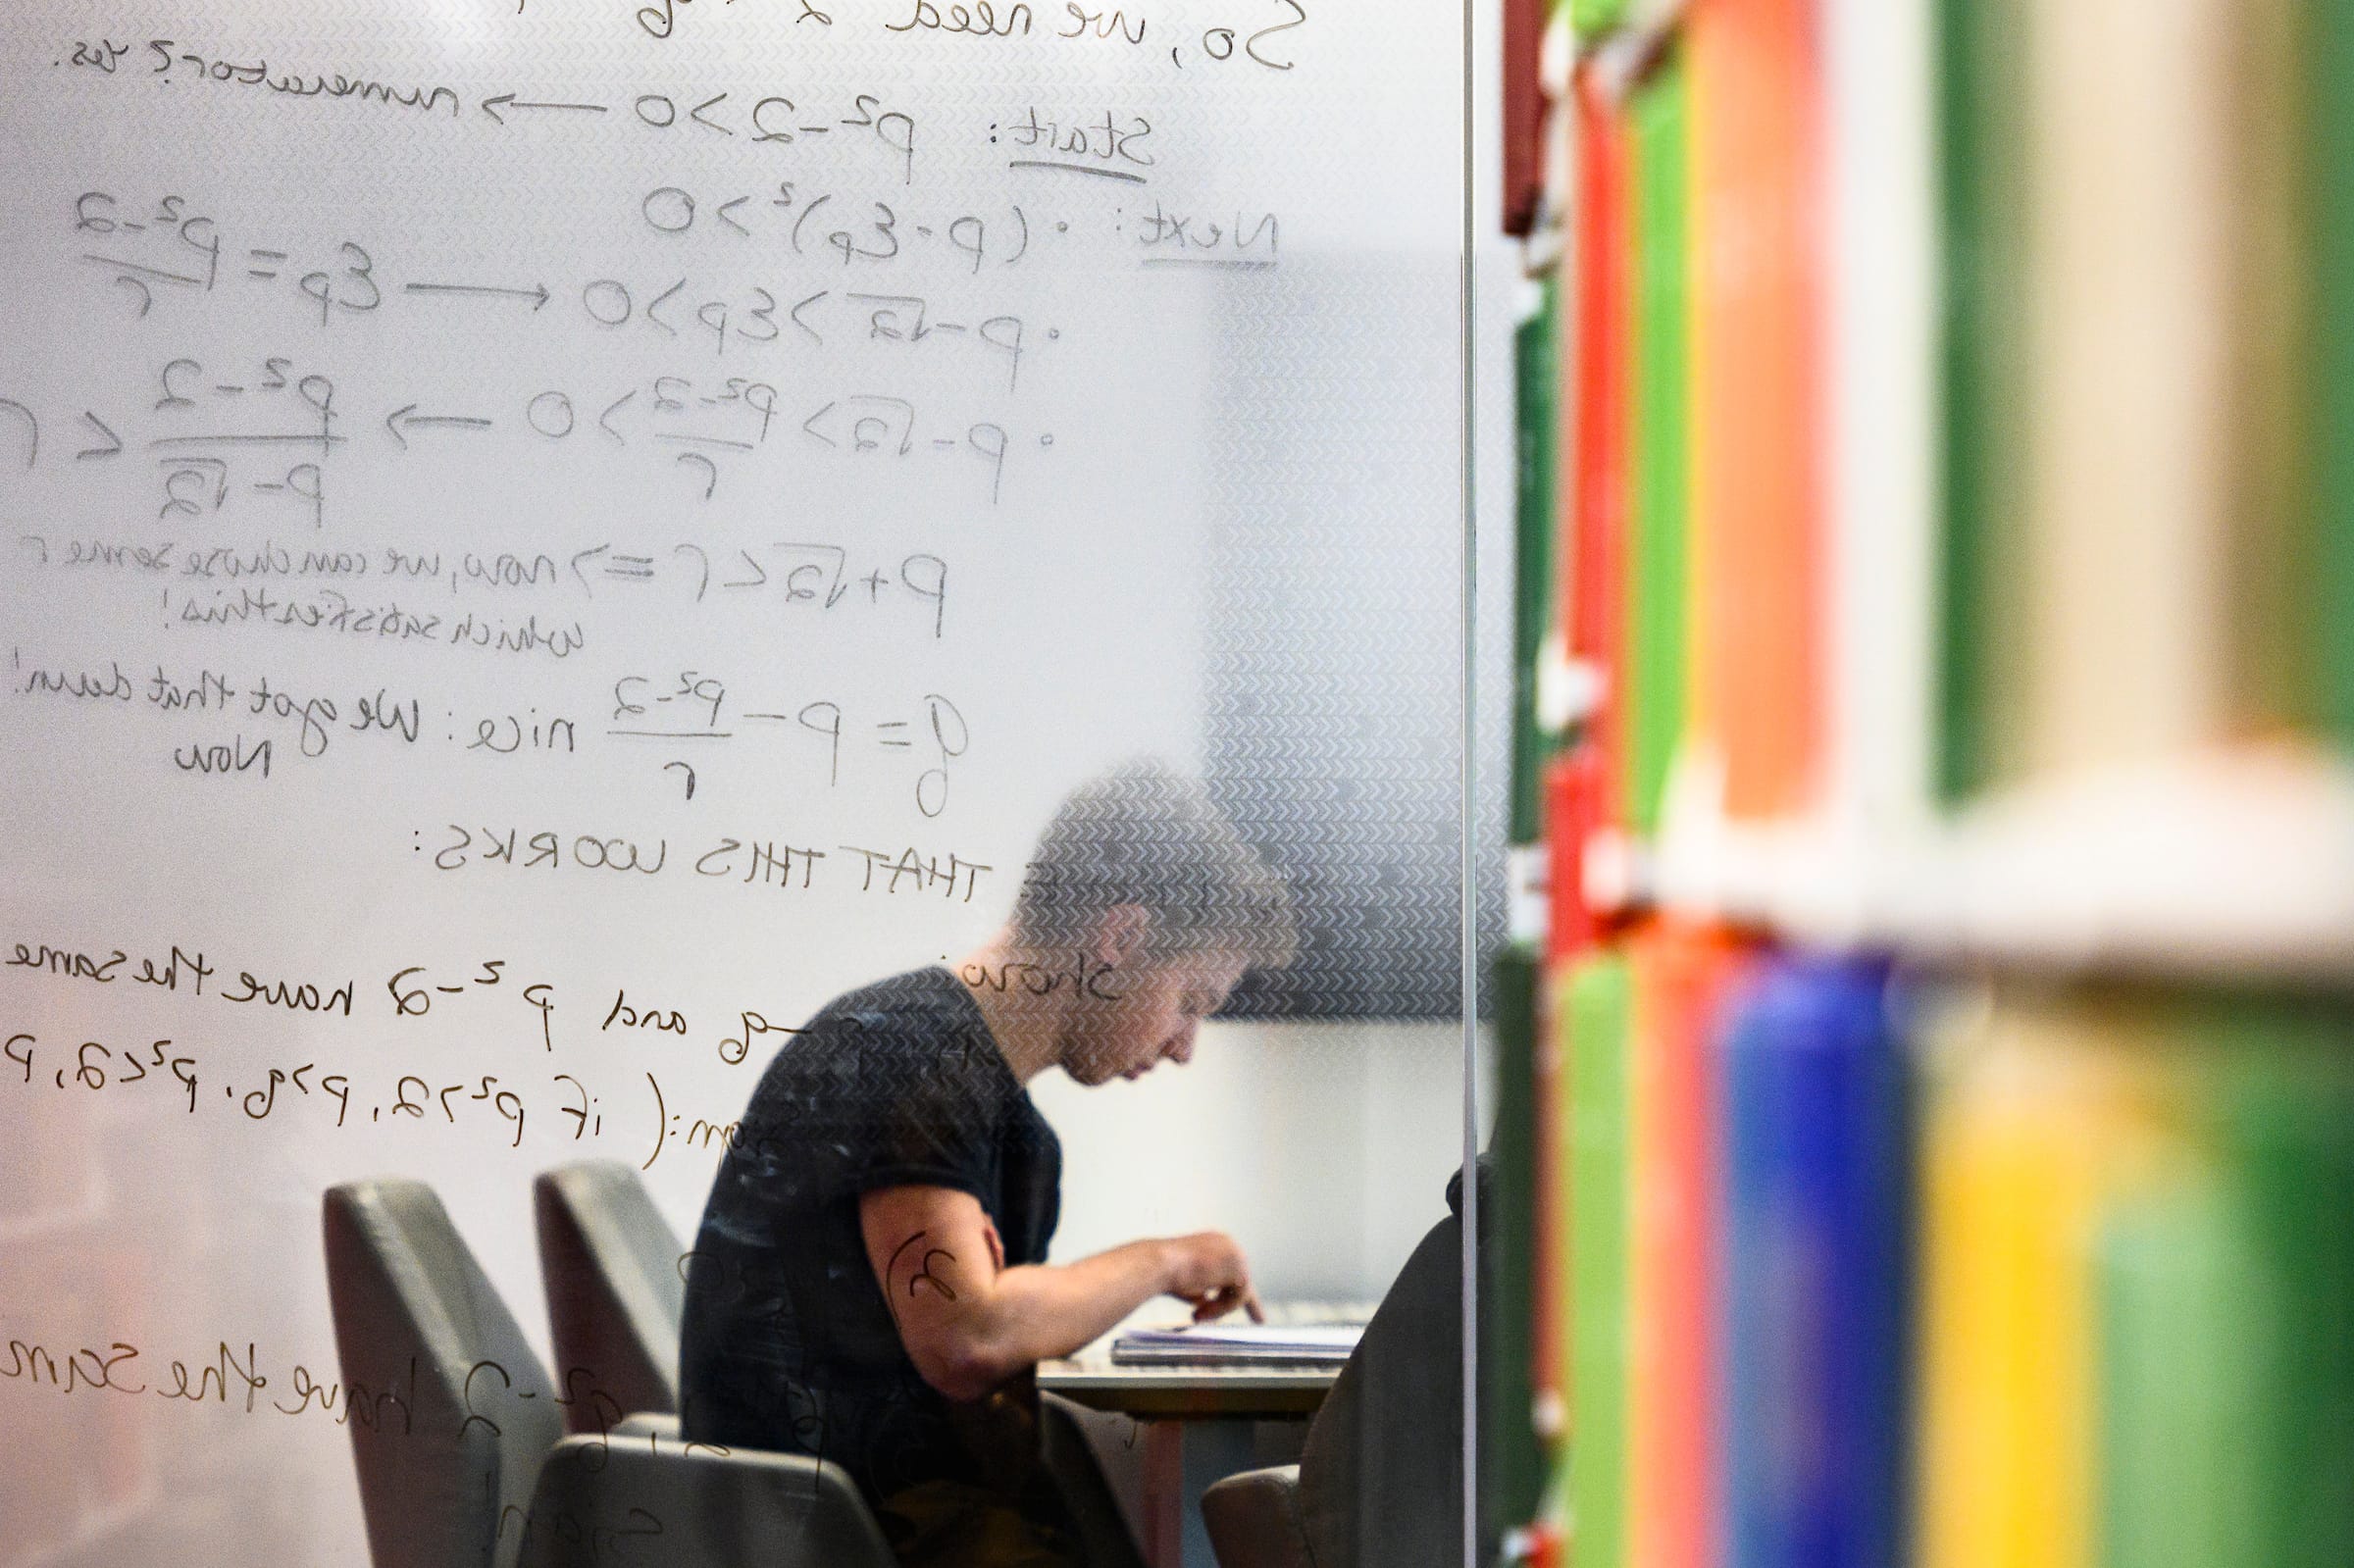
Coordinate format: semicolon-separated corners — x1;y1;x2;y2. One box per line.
1088;904;1152;967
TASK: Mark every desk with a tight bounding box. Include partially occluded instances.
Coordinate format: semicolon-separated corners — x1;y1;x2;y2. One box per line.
1040;1306;1368;1568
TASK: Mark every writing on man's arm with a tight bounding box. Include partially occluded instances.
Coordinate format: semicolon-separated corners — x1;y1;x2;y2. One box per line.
864;1187;1030;1401
884;1227;972;1306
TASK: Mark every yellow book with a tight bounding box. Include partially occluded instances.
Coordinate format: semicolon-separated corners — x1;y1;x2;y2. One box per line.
1914;990;2172;1568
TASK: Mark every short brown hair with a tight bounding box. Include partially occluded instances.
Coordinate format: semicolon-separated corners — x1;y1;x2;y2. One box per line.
1012;761;1297;969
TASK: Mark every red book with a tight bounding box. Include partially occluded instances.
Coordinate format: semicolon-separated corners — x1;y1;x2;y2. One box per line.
1502;0;1549;236
1548;71;1633;967
1562;63;1633;831
1567;68;1631;773
1547;753;1602;963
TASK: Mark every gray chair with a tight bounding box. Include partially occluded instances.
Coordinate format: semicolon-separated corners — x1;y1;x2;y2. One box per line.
533;1159;1145;1568
533;1161;686;1432
1041;1391;1151;1568
517;1424;896;1568
324;1179;571;1568
327;1177;898;1568
1201;1185;1473;1568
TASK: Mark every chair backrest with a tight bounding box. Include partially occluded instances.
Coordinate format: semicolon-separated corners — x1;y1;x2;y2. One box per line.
532;1161;686;1432
515;1429;898;1568
324;1179;567;1568
1293;1190;1471;1568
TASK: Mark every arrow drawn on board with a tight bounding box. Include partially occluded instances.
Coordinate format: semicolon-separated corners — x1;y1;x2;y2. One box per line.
599;391;637;445
75;413;122;461
644;279;685;337
480;94;609;126
384;404;494;450
722;550;767;590
791;289;828;347
403;280;551;310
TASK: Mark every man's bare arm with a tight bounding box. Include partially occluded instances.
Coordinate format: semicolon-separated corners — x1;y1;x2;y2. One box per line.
859;1185;1260;1403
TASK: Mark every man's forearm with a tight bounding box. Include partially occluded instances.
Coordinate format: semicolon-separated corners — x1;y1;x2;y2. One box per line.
969;1239;1170;1372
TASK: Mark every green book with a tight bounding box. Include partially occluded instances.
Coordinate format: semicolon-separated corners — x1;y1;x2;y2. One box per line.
1512;278;1561;846
1931;0;2025;798
1569;0;1629;40
1484;945;1546;1556
2306;4;2354;741
1568;952;1633;1568
2212;1011;2354;1568
1624;50;1690;835
2097;1182;2263;1568
2221;0;2309;736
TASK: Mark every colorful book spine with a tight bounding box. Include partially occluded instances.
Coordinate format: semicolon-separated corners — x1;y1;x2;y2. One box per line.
1488;945;1551;1556
1689;0;1820;819
2096;1183;2261;1568
1628;925;1741;1568
1552;69;1633;963
2219;0;2307;738
1719;957;1909;1568
2210;1017;2354;1568
1516;279;1563;847
1929;0;2021;800
1624;49;1694;837
1913;999;2173;1568
1568;950;1636;1568
1504;0;1552;237
2009;0;2237;781
2307;0;2354;741
1567;65;1632;830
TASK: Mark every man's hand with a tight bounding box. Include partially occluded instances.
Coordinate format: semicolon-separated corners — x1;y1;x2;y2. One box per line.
1158;1231;1264;1324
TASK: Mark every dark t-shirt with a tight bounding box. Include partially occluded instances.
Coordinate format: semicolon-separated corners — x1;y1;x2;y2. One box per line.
677;966;1063;1504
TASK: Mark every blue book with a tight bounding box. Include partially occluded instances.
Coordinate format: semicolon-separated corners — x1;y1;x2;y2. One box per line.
1718;958;1912;1568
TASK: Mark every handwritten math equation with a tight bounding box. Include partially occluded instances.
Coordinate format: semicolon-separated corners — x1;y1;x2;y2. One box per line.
600;673;969;815
62;186;1272;335
1;1025;719;1170
63;10;1308;94
0;364;1045;527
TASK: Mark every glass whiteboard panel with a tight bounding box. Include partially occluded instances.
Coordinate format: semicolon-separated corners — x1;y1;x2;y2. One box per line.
0;2;1469;1563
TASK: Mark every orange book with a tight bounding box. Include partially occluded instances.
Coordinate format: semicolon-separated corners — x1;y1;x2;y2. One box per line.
1628;924;1745;1568
1690;0;1822;819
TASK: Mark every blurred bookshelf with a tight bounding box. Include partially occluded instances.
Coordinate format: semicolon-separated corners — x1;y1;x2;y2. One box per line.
1484;0;2354;1564
1634;749;2354;985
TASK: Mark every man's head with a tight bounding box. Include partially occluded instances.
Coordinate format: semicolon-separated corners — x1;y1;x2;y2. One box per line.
1010;761;1296;1086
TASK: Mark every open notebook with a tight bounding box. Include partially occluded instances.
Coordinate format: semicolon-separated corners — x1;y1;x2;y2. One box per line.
1109;1323;1365;1367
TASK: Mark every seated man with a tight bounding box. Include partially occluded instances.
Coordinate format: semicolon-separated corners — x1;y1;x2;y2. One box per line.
679;761;1297;1567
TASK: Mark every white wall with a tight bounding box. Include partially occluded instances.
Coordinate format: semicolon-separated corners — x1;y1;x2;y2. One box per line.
1035;1018;1467;1304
